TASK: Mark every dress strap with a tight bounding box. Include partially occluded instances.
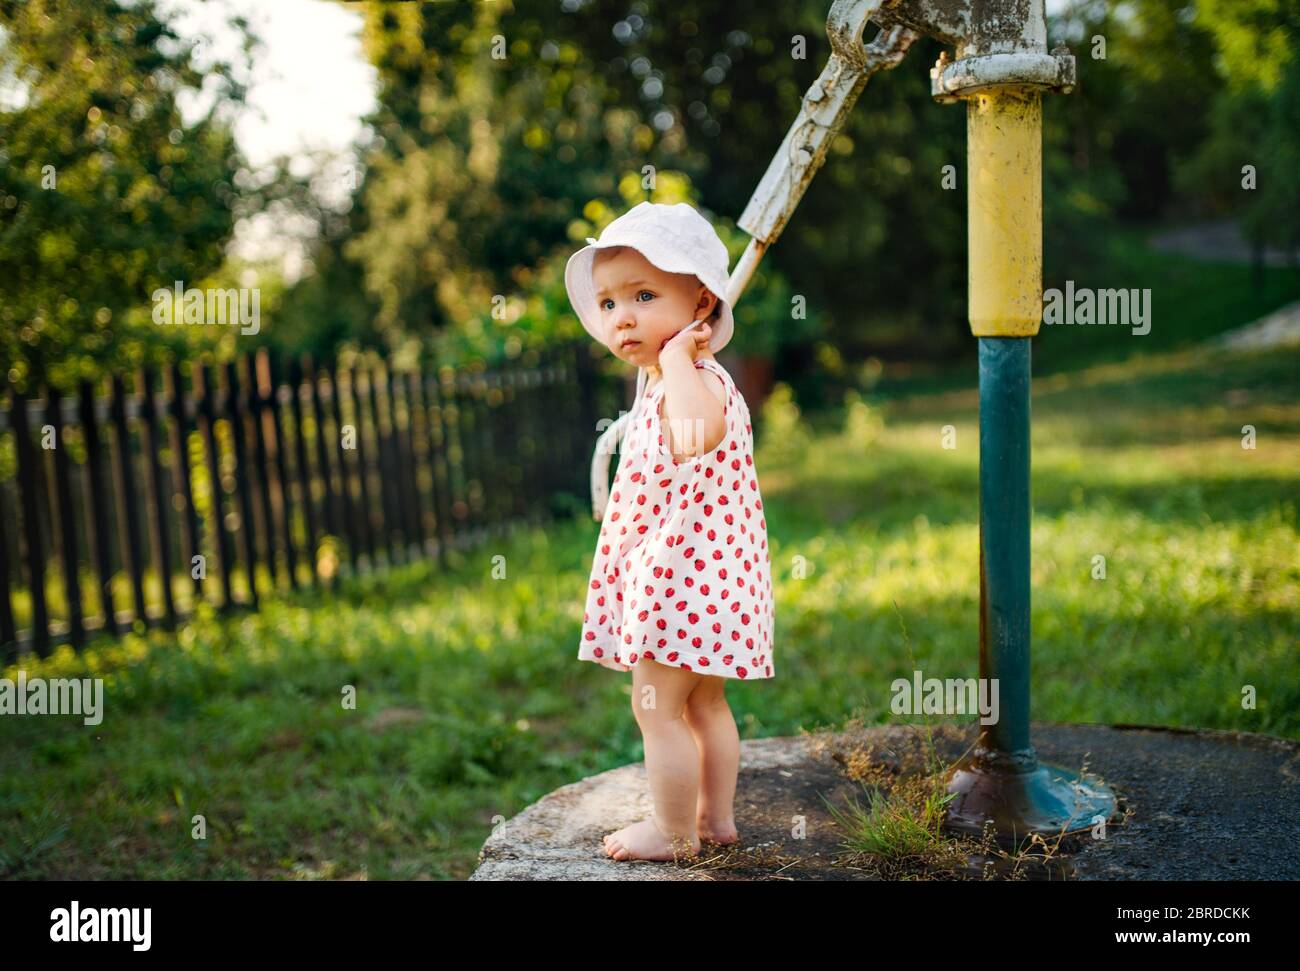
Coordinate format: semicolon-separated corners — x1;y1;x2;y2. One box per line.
651;358;730;398
692;358;729;385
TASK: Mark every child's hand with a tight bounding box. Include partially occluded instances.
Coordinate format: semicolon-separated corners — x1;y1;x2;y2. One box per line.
658;321;710;367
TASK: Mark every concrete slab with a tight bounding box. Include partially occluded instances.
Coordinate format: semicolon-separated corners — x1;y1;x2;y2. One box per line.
471;721;1300;881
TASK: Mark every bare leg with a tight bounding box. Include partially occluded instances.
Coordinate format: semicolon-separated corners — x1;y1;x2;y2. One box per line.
683;675;740;844
603;658;704;862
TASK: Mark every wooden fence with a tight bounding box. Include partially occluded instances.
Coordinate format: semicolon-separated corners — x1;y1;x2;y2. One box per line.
0;342;601;660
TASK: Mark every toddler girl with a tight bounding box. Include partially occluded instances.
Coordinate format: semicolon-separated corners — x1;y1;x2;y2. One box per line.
564;201;775;862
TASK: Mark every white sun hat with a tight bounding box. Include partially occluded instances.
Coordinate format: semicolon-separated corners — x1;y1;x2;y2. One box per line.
565;200;735;357
566;201;736;520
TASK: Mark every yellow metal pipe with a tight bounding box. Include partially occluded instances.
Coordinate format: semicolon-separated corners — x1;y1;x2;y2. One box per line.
966;87;1042;337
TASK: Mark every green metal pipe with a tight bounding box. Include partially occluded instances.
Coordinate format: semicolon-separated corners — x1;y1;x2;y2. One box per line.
977;336;1032;758
943;335;1116;847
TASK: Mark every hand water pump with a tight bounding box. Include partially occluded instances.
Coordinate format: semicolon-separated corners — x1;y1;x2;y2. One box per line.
589;0;1115;848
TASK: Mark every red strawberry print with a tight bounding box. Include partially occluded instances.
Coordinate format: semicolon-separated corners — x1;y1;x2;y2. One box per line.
577;359;773;681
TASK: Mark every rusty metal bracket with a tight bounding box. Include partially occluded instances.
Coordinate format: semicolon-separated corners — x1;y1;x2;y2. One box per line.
873;0;1075;102
931;46;1075;101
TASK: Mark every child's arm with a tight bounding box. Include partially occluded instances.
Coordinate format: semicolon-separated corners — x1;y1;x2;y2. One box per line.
659;354;727;461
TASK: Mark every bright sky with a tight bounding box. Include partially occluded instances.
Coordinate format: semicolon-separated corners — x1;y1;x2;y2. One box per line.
153;0;378;273
157;0;377;169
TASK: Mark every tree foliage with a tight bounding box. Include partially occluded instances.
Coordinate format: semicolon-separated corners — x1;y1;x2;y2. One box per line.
0;0;251;391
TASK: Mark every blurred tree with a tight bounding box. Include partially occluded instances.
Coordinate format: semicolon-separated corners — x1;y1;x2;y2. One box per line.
343;0;1279;371
1099;0;1219;220
0;0;252;391
1197;0;1298;91
346;0;969;371
7;0;1284;392
346;0;663;356
229;147;385;367
624;12;969;359
1179;0;1300;262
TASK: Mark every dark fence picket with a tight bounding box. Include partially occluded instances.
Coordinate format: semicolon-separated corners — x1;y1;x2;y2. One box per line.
558;349;581;496
516;363;543;524
496;373;517;522
422;374;456;568
138;366;177;629
507;368;531;523
193;362;236;610
539;349;564;503
556;348;578;496
388;370;414;558
167;362;204;606
478;372;507;536
303;356;339;569
575;344;598;499
437;371;468;549
11;388;51;657
221;361;260;609
404;370;435;559
472;372;497;536
392;369;424;556
326;367;360;577
0;475;16;657
472;373;496;534
504;371;530;525
552;347;573;497
520;369;540;525
438;372;463;541
526;354;548;506
530;352;551;504
440;371;465;543
80;379;119;636
456;371;484;539
362;371;380;560
242;355;278;591
348;366;379;569
366;365;402;566
550;356;567;496
374;367;399;565
287;359;321;586
109;374;149;627
47;386;85;649
260;351;300;591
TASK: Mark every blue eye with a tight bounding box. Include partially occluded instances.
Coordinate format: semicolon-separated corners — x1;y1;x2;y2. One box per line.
601;291;654;311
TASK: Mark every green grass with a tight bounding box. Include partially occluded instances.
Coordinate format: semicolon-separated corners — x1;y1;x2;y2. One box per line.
1039;226;1300;365
871;224;1300;400
2;321;1297;881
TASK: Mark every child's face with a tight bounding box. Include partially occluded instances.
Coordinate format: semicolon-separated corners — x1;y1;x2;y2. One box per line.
592;246;717;367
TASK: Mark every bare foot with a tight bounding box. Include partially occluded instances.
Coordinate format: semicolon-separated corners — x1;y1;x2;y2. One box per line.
604;816;700;862
697;818;739;846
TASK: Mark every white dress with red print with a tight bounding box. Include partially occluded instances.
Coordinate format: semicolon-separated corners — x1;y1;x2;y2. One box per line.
579;358;774;680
